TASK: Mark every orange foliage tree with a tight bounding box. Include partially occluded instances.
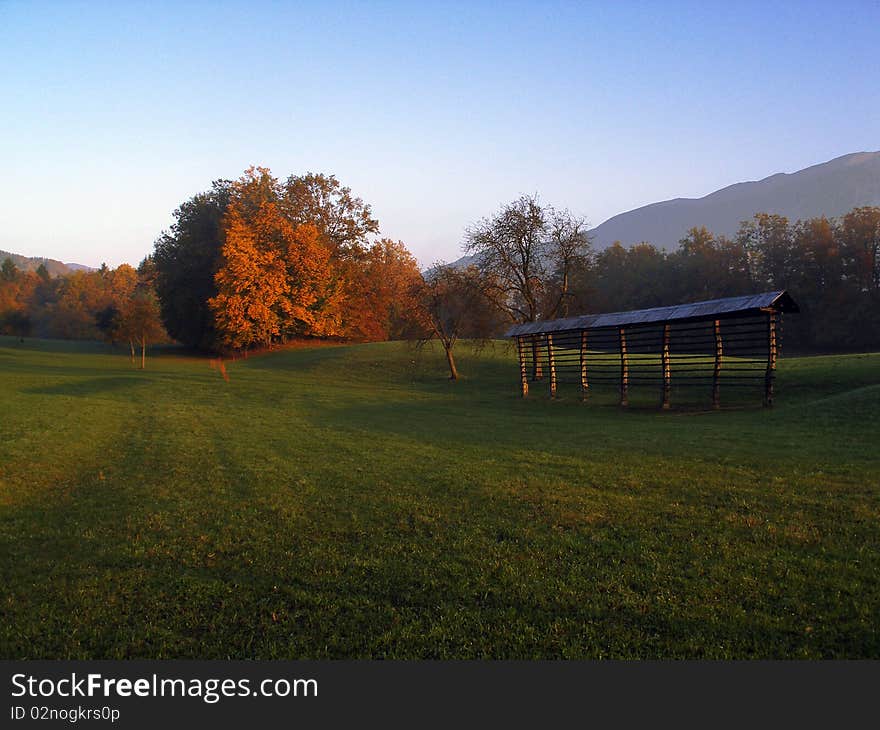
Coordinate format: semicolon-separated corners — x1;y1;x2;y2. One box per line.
344;239;423;340
209;171;341;351
0;259;36;336
153;167;428;350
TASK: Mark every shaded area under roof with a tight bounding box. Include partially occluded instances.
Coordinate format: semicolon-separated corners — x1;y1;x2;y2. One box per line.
504;291;799;337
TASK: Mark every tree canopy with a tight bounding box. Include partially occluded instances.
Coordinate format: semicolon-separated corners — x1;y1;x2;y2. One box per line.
151;167;423;352
464;195;592;323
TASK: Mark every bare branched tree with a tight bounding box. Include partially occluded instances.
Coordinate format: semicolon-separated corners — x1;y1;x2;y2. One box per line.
413;265;501;380
545;207;592;318
464;194;591;377
464;195;546;324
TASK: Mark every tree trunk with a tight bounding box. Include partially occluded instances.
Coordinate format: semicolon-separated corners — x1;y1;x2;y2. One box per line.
444;342;459;380
140;335;146;370
129;340;135;365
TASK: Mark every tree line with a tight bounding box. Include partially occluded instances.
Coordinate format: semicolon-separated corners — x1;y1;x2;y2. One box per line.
574;208;880;352
2;169;877;375
446;198;880;360
0;257;164;367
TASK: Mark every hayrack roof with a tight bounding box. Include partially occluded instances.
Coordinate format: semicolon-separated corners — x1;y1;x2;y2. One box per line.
504;291;799;337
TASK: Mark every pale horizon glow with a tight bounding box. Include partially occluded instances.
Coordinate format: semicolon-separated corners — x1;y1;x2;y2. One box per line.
1;1;878;269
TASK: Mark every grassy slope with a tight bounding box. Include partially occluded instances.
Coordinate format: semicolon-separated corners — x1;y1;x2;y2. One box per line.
0;335;878;659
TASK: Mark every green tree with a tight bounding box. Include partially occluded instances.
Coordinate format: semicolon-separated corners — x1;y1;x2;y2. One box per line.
1;310;31;338
736;213;793;288
838;206;880;291
95;305;124;346
281;172;379;254
152;179;232;349
1;258;19;282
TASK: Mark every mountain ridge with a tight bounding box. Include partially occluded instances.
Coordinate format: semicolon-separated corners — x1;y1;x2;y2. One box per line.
588;151;880;250
0;249;95;276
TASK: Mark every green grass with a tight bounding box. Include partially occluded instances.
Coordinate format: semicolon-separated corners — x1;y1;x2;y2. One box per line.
1;335;878;659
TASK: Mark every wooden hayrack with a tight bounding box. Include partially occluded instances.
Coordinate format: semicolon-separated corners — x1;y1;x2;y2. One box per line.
505;291;799;408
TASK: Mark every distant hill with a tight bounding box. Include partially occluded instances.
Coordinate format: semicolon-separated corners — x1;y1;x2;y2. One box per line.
589;151;880;250
0;250;94;276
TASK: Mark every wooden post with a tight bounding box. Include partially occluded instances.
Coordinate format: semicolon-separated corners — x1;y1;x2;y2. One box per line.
619;326;628;407
516;336;529;397
547;333;557;399
712;319;723;410
764;311;777;407
579;330;589;401
661;323;671;410
531;335;543;381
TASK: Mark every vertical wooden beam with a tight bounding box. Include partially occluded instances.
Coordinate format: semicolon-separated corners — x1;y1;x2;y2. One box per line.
547;333;557;399
516;336;529;398
579;330;589;401
618;326;628;407
712;319;723;410
764;311;777;407
531;335;543;381
661;323;671;410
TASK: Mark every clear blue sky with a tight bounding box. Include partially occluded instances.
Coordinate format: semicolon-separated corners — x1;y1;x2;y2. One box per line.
2;0;878;268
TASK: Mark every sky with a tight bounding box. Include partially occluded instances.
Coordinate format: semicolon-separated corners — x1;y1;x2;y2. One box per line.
1;0;878;269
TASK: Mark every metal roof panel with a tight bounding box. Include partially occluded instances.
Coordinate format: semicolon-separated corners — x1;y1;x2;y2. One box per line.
504;291;799;337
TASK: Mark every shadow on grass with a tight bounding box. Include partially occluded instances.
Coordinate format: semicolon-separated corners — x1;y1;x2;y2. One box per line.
0;336;201;360
27;376;149;397
3;454;875;659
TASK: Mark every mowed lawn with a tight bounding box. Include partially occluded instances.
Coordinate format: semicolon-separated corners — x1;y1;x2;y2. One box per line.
0;335;878;659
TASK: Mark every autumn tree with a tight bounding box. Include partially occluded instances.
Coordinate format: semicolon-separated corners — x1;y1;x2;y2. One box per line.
281;173;379;254
345;239;423;340
0;260;30;336
1;310;31;338
210;200;295;350
209;170;340;351
94;264;139;348
152;168;399;350
280;172;383;338
120;286;166;369
0;261;35;338
43;271;103;339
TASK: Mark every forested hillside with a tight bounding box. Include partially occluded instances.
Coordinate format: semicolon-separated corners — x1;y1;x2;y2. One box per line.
0;249;92;277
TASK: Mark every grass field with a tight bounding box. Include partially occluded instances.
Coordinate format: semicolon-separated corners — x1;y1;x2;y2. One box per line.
1;335;878;659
